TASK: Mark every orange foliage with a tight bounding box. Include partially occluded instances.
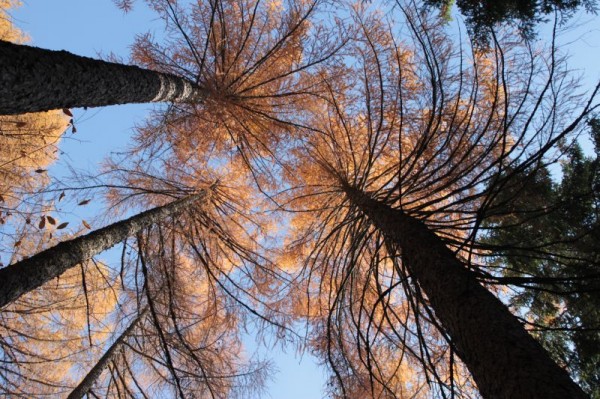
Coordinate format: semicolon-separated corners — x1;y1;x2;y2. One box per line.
0;256;118;397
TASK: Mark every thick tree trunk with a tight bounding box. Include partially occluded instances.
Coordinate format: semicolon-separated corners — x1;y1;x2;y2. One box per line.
68;308;148;399
0;193;205;308
343;185;588;399
0;40;208;115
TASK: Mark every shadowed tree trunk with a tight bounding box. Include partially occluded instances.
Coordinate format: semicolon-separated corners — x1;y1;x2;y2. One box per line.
0;192;205;308
342;184;588;399
0;40;208;115
68;308;148;399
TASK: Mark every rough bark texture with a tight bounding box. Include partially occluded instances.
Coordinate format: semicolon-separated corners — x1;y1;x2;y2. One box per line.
344;186;588;399
0;193;205;308
67;308;148;399
0;40;207;115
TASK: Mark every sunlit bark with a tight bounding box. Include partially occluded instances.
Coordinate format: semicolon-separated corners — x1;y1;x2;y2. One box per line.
0;40;208;115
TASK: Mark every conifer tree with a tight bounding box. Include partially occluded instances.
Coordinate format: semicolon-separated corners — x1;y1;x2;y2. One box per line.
0;40;207;114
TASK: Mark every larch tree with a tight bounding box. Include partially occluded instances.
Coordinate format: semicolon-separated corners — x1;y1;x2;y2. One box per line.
66;167;282;398
126;0;343;188
0;39;210;115
1;0;330;396
277;3;598;398
68;307;149;399
1;176;273;397
100;0;335;333
74;3;338;379
0;192;205;308
0;189;214;397
3;0;600;397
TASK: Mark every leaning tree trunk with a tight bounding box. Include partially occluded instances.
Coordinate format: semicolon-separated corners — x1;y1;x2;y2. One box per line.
343;185;588;399
0;40;208;115
0;192;205;308
68;308;148;399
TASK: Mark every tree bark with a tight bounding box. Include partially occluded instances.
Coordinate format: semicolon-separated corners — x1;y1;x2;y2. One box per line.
343;185;588;399
0;192;205;308
67;308;148;399
0;40;208;115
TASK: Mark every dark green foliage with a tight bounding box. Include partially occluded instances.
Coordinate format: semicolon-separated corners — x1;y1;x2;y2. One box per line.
427;0;597;41
482;118;600;397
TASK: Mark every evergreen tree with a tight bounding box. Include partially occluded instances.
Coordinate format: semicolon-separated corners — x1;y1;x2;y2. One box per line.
482;118;600;397
426;0;597;41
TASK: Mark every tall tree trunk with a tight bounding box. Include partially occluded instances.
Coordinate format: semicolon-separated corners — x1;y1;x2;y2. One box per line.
68;308;148;399
343;185;588;399
0;40;208;115
0;192;205;308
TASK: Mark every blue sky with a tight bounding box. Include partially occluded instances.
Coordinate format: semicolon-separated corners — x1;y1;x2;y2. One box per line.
9;1;600;398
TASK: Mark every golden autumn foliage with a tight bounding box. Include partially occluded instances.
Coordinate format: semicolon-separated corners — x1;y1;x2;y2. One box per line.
0;111;68;202
60;205;275;398
265;5;587;397
0;0;597;397
99;3;592;396
128;0;342;190
0;255;118;397
0;0;26;43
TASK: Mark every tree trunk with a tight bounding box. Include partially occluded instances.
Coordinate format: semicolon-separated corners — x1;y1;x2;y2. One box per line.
68;308;148;399
0;40;208;115
343;185;588;399
0;192;205;308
